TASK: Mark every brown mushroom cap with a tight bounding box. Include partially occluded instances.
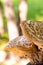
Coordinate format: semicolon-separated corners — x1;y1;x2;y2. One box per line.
4;36;43;65
20;21;43;49
5;36;37;57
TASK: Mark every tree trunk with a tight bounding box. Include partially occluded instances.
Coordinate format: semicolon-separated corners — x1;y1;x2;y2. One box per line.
0;4;4;35
19;0;28;22
17;0;28;35
3;0;19;41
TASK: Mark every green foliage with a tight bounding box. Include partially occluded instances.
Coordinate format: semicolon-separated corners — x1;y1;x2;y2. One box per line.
27;0;43;21
13;0;43;21
13;0;19;22
0;1;8;40
1;0;43;21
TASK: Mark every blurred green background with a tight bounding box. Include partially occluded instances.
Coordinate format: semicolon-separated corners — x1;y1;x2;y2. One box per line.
0;0;43;48
13;0;43;21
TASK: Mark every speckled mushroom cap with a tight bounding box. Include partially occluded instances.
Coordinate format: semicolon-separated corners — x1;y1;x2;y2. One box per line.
5;36;37;57
4;36;43;65
20;21;43;49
